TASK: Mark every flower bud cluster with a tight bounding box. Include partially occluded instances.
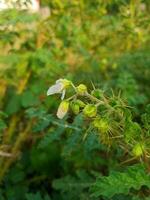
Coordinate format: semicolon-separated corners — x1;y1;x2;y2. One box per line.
47;79;149;161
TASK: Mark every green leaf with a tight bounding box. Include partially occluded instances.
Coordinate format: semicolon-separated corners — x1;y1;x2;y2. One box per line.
0;9;39;26
38;124;65;148
52;170;94;199
0;119;7;131
91;164;150;198
21;91;39;108
25;107;47;119
5;94;21;115
26;192;51;200
62;114;83;156
32;114;52;132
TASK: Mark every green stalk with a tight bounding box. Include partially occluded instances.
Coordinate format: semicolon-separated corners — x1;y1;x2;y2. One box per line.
0;121;32;183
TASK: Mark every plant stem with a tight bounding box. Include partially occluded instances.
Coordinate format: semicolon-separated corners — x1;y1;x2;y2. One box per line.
0;121;32;183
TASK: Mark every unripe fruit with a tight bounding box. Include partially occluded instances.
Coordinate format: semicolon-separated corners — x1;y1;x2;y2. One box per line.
93;117;101;128
83;104;97;118
124;122;141;143
76;84;87;95
76;99;86;108
70;101;80;115
132;143;145;157
93;118;110;133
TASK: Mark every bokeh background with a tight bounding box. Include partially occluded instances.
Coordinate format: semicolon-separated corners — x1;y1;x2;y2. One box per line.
0;1;150;199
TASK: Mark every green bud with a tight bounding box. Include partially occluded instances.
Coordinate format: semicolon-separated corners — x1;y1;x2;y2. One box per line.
132;143;145;157
70;101;80;115
93;118;109;133
83;104;97;118
91;89;103;99
76;84;87;95
124;122;141;143
62;79;71;88
57;100;69;119
76;99;86;108
93;117;101;128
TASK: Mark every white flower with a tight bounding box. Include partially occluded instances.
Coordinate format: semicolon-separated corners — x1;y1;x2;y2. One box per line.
57;101;69;119
47;79;71;100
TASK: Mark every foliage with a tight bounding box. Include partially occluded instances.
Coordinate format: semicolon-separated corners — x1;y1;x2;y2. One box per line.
92;164;150;199
0;0;150;200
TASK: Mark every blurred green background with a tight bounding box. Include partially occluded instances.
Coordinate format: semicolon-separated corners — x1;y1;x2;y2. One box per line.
0;0;150;199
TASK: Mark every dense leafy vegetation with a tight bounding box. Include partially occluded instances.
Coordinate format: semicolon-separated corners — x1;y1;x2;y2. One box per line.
0;0;150;199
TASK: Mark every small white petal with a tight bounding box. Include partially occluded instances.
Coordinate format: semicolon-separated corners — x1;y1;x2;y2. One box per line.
47;82;64;96
61;90;66;100
57;101;69;119
56;79;63;84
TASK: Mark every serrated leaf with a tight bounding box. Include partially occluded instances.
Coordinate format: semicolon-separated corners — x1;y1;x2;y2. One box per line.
38;126;65;148
62;114;83;156
26;192;51;200
52;170;93;192
91;164;150;198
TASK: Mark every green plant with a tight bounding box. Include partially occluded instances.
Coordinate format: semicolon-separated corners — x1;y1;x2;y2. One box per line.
44;78;150;199
0;0;150;199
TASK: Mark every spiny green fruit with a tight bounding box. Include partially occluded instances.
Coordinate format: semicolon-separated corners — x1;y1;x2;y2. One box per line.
124;122;141;143
132;143;145;157
76;99;86;108
76;84;87;95
70;99;86;115
91;89;103;99
93;117;100;128
109;98;118;107
83;104;97;118
93;118;110;133
70;101;80;115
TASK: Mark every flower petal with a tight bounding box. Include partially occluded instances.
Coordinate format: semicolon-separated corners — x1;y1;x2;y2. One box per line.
57;101;69;119
61;89;66;100
56;79;63;84
47;82;64;96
